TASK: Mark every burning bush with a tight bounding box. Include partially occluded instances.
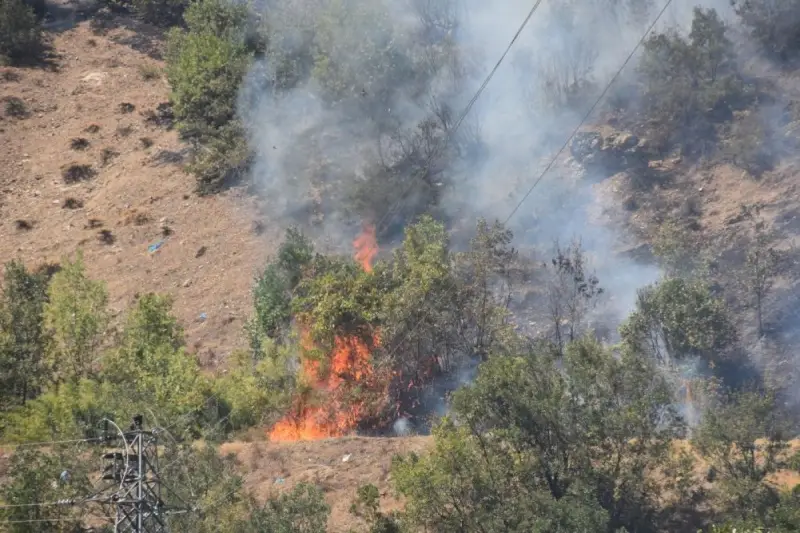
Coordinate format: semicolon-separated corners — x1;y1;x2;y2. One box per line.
257;216;523;441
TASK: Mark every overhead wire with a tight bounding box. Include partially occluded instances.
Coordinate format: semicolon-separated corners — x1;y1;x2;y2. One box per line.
0;516;88;525
373;0;546;236
378;0;675;363
503;0;673;224
0;436;105;449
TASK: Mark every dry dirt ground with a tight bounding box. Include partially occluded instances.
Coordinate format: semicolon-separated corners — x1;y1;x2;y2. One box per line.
221;436;431;532
0;18;283;365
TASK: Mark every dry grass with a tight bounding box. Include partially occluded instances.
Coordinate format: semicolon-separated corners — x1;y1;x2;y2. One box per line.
222;436;431;533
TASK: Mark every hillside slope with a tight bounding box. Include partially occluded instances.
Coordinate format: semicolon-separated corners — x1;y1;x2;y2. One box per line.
0;18;279;364
221;436;431;532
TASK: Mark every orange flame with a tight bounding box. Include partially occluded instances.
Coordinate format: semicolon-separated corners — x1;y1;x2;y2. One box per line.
268;224;385;442
353;224;378;273
268;335;381;441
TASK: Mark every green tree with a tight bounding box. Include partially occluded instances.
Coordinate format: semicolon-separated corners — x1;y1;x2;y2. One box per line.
310;0;411;107
542;239;603;355
349;484;403;533
245;483;329;533
393;337;680;533
0;446;97;532
0;0;42;65
638;7;747;154
742;216;780;338
733;0;800;61
165;0;254;194
620;277;738;369
117;293;183;357
102;293;210;428
455;218;519;361
293;255;383;350
248;227;316;352
166;30;250;137
212;346;295;433
131;0;187;26
0;260;50;407
44;252;108;383
0;378;107;442
693;387;790;522
165;441;329;533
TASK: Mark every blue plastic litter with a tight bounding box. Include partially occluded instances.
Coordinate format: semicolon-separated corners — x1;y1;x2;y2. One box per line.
148;240;165;253
199;313;207;321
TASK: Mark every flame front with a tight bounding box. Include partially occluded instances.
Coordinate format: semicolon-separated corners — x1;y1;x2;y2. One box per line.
268;335;380;442
268;224;384;442
353;224;378;272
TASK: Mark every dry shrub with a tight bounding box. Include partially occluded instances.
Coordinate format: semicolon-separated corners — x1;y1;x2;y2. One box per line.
70;137;90;150
62;197;83;209
101;148;119;166
61;163;95;183
3;96;27;118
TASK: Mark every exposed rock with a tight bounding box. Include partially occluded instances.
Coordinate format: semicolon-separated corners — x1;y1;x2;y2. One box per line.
570;131;603;162
570;129;650;179
618;243;655;264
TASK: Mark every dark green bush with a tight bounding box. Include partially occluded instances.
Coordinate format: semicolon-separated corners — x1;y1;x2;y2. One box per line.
166;0;254;193
185;124;251;194
132;0;187;26
733;0;800;61
0;0;43;65
638;8;750;155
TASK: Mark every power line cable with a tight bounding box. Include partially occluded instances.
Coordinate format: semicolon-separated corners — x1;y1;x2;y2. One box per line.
503;0;671;224
373;0;546;236
0;436;104;449
0;517;90;525
379;0;675;363
0;500;78;510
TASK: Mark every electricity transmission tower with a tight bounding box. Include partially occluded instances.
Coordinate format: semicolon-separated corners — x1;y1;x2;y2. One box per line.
94;414;186;533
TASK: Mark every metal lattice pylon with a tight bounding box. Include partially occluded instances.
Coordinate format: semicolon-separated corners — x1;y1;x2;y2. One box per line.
97;415;169;533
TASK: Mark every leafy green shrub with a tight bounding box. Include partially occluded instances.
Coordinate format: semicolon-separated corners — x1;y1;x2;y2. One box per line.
0;447;98;530
0;0;42;65
621;277;739;370
694;388;794;524
212;347;295;433
350;484;403;533
722;110;777;176
166;0;254;193
0;378;108;442
23;0;46;18
393;338;680;533
185;124;251;194
248;228;315;350
246;483;329;533
0;260;51;408
3;95;27;118
166;32;250;137
733;0;800;61
132;0;187;26
44;252;109;383
638;8;749;155
310;0;411;106
101;294;211;425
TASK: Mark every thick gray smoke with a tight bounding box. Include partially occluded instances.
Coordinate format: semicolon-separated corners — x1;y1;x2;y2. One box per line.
239;0;731;306
238;0;740;424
